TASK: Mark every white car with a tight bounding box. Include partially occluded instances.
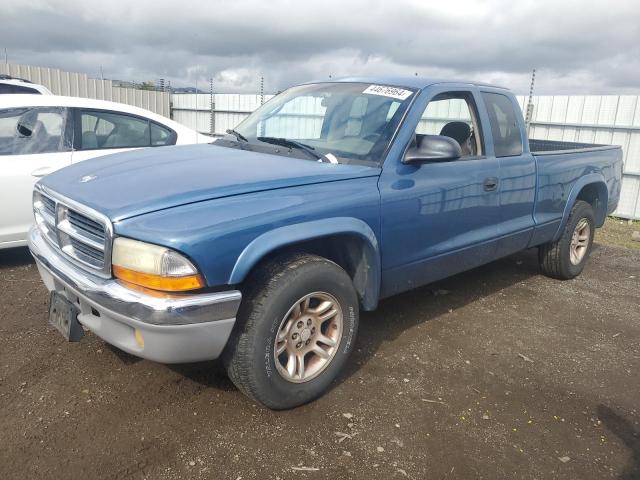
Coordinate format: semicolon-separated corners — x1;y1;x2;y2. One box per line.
0;75;53;95
0;94;211;249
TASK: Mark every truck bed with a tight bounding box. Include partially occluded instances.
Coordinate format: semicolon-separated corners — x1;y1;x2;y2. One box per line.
526;137;623;243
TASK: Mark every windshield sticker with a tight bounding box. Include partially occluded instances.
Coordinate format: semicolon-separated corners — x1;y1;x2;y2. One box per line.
362;85;413;100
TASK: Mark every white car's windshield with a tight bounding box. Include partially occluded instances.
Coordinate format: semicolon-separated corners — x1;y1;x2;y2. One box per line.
222;82;416;166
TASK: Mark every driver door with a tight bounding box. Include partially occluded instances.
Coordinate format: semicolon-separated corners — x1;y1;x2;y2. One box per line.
378;87;502;297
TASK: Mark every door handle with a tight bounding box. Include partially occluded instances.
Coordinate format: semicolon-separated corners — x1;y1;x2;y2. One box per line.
483;177;499;192
31;166;56;178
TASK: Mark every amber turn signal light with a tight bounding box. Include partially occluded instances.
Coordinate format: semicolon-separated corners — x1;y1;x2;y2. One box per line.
113;265;204;292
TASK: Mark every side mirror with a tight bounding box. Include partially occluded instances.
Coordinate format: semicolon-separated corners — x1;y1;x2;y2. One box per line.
403;135;461;164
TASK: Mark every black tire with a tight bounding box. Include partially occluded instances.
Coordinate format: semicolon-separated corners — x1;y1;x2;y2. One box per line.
538;200;595;280
222;253;359;410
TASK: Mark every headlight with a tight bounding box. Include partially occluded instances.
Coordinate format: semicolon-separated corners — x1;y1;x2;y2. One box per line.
112;237;204;292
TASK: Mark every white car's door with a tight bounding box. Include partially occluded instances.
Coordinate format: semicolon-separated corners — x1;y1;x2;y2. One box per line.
70;108;176;163
0;106;72;248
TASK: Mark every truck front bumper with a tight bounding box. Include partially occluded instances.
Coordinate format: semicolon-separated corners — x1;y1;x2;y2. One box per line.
28;226;242;363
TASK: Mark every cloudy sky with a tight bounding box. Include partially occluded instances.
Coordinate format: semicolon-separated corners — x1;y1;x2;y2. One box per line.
2;0;639;94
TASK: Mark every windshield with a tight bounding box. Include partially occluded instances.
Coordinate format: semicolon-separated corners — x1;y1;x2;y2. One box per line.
223;82;416;166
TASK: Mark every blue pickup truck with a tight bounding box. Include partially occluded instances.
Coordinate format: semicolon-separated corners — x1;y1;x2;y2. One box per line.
28;77;623;409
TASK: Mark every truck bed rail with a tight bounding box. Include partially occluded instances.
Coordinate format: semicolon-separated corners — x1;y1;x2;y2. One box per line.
529;138;619;155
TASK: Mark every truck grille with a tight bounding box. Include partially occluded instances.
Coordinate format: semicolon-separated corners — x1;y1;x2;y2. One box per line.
33;187;112;277
67;210;105;241
41;195;56;218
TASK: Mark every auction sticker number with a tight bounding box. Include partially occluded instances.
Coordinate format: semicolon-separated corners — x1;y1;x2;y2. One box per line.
362;85;413;100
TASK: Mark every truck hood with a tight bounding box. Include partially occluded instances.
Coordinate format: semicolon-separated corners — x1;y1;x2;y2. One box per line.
40;144;381;221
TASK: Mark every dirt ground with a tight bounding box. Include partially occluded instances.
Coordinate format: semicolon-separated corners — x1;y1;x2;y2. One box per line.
599;218;640;251
1;224;638;480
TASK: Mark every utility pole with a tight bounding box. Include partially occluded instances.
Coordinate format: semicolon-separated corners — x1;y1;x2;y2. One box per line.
4;48;8;64
525;69;536;134
210;77;215;136
260;75;264;105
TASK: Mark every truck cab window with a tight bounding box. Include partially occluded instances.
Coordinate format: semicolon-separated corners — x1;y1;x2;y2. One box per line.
257;95;327;140
481;92;523;157
231;82;416;166
415;93;483;157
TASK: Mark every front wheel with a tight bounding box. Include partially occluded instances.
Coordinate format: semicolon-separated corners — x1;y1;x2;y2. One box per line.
222;253;359;409
538;200;595;280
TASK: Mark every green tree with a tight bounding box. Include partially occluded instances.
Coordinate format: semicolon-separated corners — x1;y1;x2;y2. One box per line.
137;81;156;91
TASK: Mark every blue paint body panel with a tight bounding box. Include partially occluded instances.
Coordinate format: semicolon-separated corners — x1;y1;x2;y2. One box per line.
114;177;381;294
38;78;623;310
41;144;379;222
532;148;623;239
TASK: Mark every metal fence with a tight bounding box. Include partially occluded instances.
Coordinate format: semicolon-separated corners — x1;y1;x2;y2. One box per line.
172;92;640;220
171;93;274;135
1;63;170;117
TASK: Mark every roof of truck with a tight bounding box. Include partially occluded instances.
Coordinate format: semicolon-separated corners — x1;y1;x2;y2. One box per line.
311;76;509;91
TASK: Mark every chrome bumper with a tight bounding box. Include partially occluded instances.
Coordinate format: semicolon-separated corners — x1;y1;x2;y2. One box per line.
28;226;242;363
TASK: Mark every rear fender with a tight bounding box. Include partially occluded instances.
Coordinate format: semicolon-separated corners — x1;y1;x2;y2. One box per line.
553;174;608;241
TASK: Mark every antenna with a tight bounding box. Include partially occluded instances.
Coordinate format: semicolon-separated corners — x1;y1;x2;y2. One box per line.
525;69;536;134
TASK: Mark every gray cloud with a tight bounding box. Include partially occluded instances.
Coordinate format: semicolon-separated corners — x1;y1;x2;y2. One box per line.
2;0;639;94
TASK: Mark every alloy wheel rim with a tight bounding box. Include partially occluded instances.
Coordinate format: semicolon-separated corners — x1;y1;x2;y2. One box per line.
274;292;343;383
570;218;590;265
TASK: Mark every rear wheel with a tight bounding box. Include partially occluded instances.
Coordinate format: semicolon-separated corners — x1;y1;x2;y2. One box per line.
223;253;359;409
538;200;595;280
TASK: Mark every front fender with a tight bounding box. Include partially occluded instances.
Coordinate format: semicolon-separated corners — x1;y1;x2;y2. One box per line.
228;217;381;310
553;173;608;241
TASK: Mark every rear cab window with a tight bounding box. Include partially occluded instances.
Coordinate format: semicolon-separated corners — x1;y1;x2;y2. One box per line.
481;92;523;157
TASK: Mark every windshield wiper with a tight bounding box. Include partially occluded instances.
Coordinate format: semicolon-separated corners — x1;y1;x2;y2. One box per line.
226;129;248;142
257;136;323;161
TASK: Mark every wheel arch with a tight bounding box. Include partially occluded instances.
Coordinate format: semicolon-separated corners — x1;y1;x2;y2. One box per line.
554;175;608;241
228;217;381;311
